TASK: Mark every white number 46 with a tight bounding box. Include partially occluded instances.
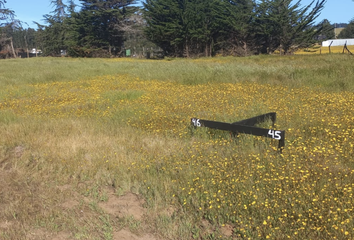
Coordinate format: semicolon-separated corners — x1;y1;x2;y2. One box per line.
192;118;201;127
268;130;282;140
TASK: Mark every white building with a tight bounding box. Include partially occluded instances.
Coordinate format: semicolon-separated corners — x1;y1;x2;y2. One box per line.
322;39;354;47
30;48;42;54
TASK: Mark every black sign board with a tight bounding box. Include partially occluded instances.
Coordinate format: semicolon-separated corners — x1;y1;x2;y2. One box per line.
191;112;285;150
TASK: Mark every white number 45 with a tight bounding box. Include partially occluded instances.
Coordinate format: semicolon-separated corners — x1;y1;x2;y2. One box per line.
268;130;281;140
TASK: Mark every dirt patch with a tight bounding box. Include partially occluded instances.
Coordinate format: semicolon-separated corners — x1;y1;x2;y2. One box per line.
0;157;11;170
26;228;71;240
160;205;176;218
26;228;50;240
51;232;71;240
99;190;146;221
0;145;25;171
220;224;233;237
61;199;79;210
200;219;214;235
99;189;163;239
57;184;71;192
14;145;25;158
0;220;13;229
113;229;158;240
0;164;157;240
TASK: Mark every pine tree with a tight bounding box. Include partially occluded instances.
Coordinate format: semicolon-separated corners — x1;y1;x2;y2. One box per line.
50;0;68;21
0;1;17;57
34;0;70;56
254;0;326;54
188;0;226;57
143;0;226;57
37;15;67;56
65;0;136;57
224;0;257;56
143;0;186;56
338;20;354;39
316;19;334;41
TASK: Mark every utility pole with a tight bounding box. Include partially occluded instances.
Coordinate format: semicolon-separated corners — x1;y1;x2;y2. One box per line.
335;23;337;39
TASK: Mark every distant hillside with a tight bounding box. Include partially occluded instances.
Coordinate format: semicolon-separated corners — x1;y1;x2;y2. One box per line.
334;28;345;38
331;23;349;39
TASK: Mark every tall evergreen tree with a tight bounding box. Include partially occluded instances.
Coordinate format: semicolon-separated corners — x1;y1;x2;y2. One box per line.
66;0;136;57
34;0;72;56
338;20;354;39
36;15;67;55
143;0;226;57
315;19;334;41
11;27;37;50
67;0;77;13
254;0;326;54
51;0;68;21
0;1;17;57
143;0;186;56
188;0;225;56
224;0;257;56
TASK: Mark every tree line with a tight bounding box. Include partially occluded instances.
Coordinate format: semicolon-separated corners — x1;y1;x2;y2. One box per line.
0;0;352;58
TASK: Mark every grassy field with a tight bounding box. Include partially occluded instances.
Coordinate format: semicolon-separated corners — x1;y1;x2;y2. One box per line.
0;54;354;239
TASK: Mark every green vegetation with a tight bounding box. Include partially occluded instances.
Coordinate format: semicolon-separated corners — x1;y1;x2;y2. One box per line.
1;0;333;58
143;0;326;56
338;20;354;39
0;55;354;239
1;54;354;90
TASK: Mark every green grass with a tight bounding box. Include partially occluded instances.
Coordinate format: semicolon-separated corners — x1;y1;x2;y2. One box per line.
1;54;354;91
0;55;353;239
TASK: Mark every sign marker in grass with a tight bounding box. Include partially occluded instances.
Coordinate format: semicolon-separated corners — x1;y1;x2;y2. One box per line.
191;112;285;150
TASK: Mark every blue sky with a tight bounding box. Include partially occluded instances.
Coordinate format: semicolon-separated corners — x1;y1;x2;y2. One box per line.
4;0;354;29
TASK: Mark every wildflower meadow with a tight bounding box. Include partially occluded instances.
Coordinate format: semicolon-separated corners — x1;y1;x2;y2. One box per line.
0;55;353;239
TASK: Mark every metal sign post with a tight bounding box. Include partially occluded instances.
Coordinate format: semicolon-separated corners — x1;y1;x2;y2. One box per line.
191;112;285;151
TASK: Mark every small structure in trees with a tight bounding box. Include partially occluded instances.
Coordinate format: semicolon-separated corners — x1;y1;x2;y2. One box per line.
322;39;354;55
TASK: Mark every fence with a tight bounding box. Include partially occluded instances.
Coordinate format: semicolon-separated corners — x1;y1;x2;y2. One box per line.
17;52;42;58
321;39;354;55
